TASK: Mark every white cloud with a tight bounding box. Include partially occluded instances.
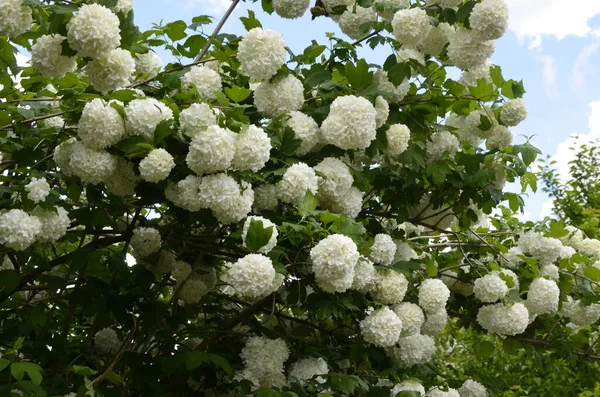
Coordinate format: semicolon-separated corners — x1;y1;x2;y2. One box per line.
571;41;600;87
187;0;231;16
540;199;554;219
535;54;559;99
506;0;600;46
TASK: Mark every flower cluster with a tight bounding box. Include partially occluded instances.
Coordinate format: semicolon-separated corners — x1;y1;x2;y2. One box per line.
477;302;529;335
139;148;175;182
360;307;403;347
77;99;126;149
273;0;310;19
310;234;359;293
254;74;304;118
237;28;287;81
288;357;328;385
242;216;278;254
130;227;162;258
320;95;377;150
181;66;222;98
238;336;289;388
67;4;121;59
31;34;77;79
25;177;50;203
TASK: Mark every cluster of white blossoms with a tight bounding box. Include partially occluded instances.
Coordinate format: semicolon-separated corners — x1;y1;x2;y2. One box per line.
125;98;174;140
114;0;133;14
171;260;192;281
130;227;162;258
273;0;310;19
473;273;508;303
418;22;455;58
94;328;121;355
86;48;135;92
310;234;359;293
500;98;528;126
518;231;565;265
67;141;117;185
181;66;222;98
393;302;425;336
242;216;278;254
321;95;377;150
238;336;289;388
314;157;353;202
288;357;329;385
254;74;304;118
477;302;529;335
179;276;211;304
32;207;71;243
360;307;403;347
563;299;600;327
392;380;426;396
0;0;32;37
67;4;121;59
286;111;322;155
277;162;319;206
391;8;431;47
426;131;461;162
135;51;163;78
375;96;390;128
372;269;409;304
429;387;460;397
386;123;411;158
447;28;495;70
178;103;217;137
418;279;450;313
375;0;410;20
237;28;286;81
106;158;138;196
232;125;272;172
139;148;175;182
77;99;126;149
369;234;397;266
222;254;282;300
470;0;509;40
253;184;279;212
0;209;42;251
525;277;559;315
338;6;377;40
374;69;410;104
25;177;50;203
30;34;77;79
351;257;377;293
389;333;436;366
485;125;513;150
459;379;488;397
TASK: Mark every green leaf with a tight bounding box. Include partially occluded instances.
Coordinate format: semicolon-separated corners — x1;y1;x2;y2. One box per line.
224;86;253;103
184;352;232;376
164;20;188;41
490;65;505;87
299;190;318;217
257;388;280;397
0;358;10;372
0;270;20;296
456;1;477;26
501;79;526;99
499;271;515;289
60;39;78;57
240;10;262;31
119;8;141;48
245;219;274;253
11;362;43;385
520;171;537;193
478;114;493;131
49;4;78;14
345;59;372;91
189;15;213;31
387;63;411;86
469;78;495;100
337;219;366;242
547;220;569;238
396;392;421;397
584;266;600;282
261;0;274;14
214;91;231;106
154;119;174;145
475;340;495;358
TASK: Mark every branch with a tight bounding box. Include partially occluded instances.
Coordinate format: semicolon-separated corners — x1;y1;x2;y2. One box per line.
194;0;241;63
0;111;67;131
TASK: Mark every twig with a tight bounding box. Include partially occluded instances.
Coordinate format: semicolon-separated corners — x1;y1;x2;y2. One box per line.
194;0;241;63
0;111;67;131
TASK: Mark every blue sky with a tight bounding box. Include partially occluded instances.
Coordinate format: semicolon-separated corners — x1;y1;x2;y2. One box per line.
134;0;600;221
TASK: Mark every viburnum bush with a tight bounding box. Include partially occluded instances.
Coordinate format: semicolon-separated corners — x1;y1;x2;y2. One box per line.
1;0;600;396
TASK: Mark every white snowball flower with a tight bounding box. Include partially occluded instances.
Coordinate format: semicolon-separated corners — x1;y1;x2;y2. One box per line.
459;380;488;397
86;48;136;93
186;125;236;175
320;95;377;150
396;47;426;68
53;138;78;176
130;227;161;258
429;388;460;397
476;302;529;336
114;0;133;14
135;51;162;78
31;34;77;79
494;269;520;291
238;28;287;81
500;98;527;126
181;66;222;98
369;234;397;266
179;277;209;304
375;96;389;128
277;162;319;205
139;148;175;182
391;8;431;47
285;111;321;155
310;234;359;293
525;278;559;315
125;98;174;140
352;257;377;293
0;209;42;251
360;307;403;347
392;302;425;336
386;124;411;157
421;309;448;336
199;174;254;224
486;125;513;150
94;328;121;355
372;269;409;305
254;184;279;212
473;273;508;303
314;157;354;202
69;142;117;184
389;334;436;366
32;207;71;243
321;0;354;20
171;260;192;281
394;241;417;263
242;216;278;254
447;28;495;70
239;336;289;388
564;300;600;327
254;74;304;118
374;69;410;103
375;0;410;20
25;177;50;203
418;278;450;313
338;6;377;40
470;0;509;40
67;4;121;59
326;186;363;218
273;0;310;19
426;131;460;162
518;231;564;265
232;125;272;172
540;264;559;280
106;158;138;196
418;22;455;57
0;0;32;37
179;103;217;138
441;270;473;297
391;380;426;396
78;98;126;149
288;357;328;385
459;63;493;88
